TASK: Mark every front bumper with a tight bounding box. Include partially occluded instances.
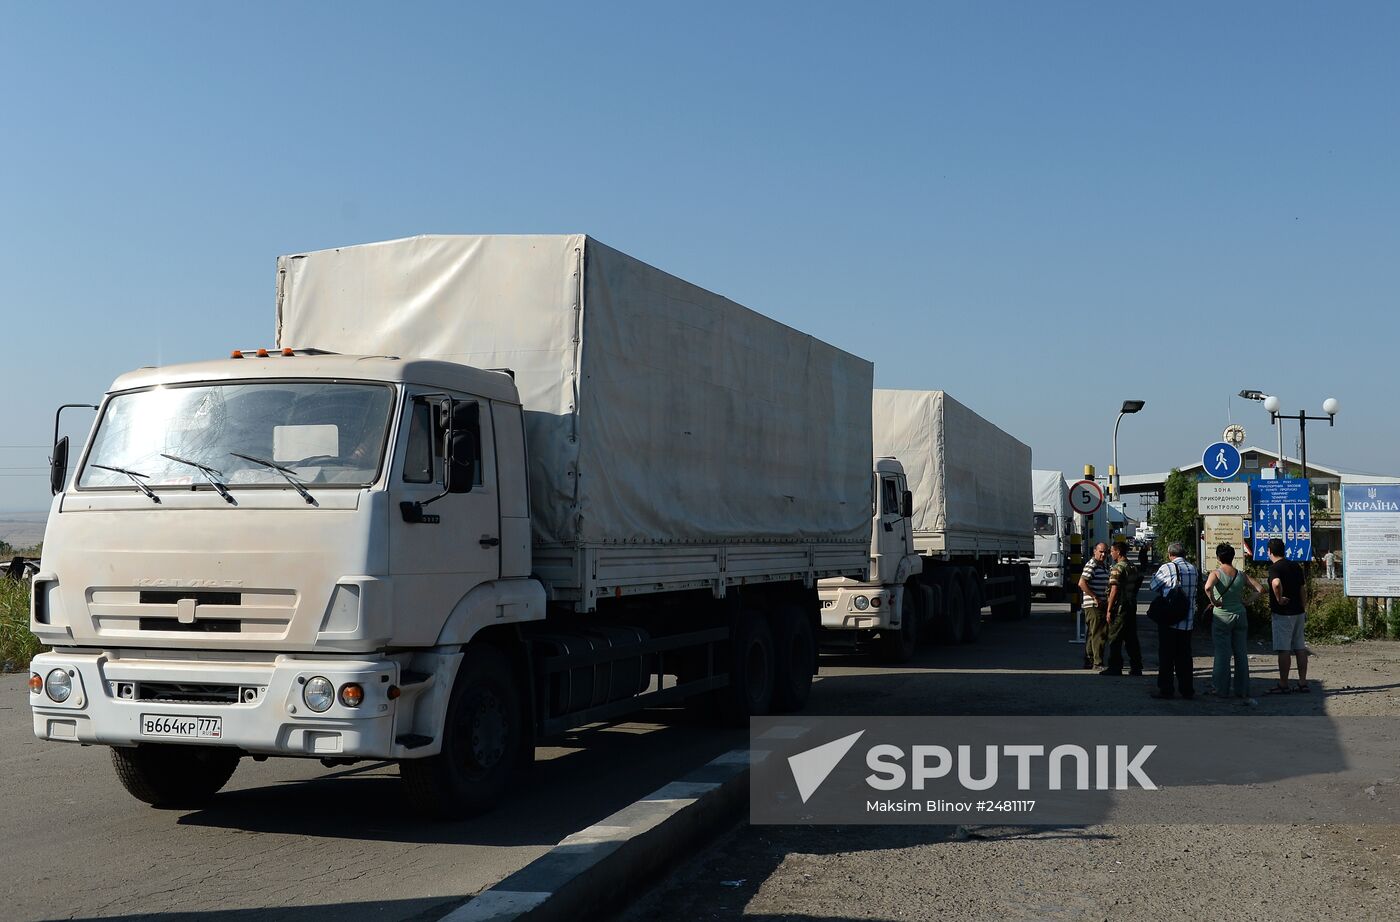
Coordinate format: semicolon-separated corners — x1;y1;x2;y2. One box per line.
817;585;898;631
1031;567;1064;590
29;650;401;758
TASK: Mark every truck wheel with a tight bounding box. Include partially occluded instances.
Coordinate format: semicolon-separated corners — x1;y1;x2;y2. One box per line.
400;643;528;819
961;572;983;643
935;578;966;644
877;586;920;663
771;603;817;713
1017;569;1034;619
111;744;240;808
717;612;776;724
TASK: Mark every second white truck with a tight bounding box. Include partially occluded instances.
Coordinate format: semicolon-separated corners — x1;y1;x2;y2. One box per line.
818;389;1033;660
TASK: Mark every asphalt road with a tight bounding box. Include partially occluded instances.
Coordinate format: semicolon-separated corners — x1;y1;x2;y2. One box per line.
0;595;1161;922
0;674;744;921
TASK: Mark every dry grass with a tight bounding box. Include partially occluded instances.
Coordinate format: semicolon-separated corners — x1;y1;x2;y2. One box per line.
0;577;45;671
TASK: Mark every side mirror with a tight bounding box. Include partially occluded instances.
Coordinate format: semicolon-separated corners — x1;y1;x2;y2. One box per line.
902;490;914;519
444;402;479;494
49;436;69;495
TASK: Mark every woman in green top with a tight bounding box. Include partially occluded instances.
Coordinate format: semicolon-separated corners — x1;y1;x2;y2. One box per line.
1203;544;1265;705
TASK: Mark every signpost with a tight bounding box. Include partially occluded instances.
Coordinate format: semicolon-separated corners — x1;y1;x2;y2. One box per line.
1341;484;1400;598
1198;482;1249;516
1069;480;1103;515
1250;478;1312;562
1202;515;1246;572
1202;441;1242;480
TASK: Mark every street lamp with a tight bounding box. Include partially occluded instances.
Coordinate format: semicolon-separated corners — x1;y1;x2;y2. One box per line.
1111;399;1145;507
1265;397;1339;482
1240;389;1286;475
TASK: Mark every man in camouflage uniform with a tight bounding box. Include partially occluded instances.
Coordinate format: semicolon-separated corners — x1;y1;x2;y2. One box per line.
1102;540;1143;676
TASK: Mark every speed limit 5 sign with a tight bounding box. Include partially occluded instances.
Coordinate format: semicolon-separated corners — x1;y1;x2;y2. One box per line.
1069;479;1103;515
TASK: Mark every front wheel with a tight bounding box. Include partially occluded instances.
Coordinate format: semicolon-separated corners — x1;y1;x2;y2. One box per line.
877;587;920;663
400;644;529;820
111;744;240;808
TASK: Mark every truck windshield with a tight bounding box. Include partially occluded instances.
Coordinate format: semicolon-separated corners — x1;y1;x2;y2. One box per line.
78;381;394;492
1033;513;1057;536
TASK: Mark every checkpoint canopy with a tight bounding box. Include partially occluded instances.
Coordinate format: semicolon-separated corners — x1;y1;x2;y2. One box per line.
1251;478;1312;561
1342;484;1400;597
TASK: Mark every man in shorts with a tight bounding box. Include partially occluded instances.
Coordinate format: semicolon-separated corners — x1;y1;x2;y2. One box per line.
1267;538;1310;693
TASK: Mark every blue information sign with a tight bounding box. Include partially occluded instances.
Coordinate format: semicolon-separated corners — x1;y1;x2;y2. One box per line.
1250;478;1312;561
1202;441;1242;480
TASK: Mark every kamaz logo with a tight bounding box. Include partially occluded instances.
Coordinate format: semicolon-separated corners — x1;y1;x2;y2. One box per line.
134;578;244;588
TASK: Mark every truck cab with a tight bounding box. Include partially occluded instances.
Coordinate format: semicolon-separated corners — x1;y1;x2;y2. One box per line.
30;351;546;812
817;458;922;661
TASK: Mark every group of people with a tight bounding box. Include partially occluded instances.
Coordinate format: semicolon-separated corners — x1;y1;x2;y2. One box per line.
1078;537;1312;702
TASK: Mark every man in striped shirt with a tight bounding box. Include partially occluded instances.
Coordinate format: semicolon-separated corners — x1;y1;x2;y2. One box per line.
1149;541;1199;699
1078;542;1110;670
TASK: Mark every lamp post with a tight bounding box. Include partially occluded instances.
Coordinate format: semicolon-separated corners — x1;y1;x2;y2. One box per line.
1239;389;1286;475
1111;400;1145;519
1263;396;1340;483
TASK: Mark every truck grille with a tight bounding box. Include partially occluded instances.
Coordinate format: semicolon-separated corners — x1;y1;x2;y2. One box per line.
133;682;258;705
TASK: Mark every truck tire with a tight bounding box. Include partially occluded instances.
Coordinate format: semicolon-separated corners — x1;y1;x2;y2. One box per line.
935;577;966;644
876;585;919;663
716;612;776;724
400;643;528;819
961;571;983;643
111;744;239;808
771;603;817;713
1017;568;1034;619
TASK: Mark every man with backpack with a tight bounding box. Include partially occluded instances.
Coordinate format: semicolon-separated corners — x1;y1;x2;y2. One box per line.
1149;542;1199;699
1102;540;1143;675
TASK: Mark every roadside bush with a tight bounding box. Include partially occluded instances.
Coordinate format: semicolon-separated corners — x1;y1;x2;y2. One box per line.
0;578;45;671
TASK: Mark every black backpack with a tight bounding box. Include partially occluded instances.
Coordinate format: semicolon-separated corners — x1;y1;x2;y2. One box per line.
1147;561;1190;626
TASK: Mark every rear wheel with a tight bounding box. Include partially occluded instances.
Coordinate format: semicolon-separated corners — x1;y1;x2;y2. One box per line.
961;572;983;643
771;603;817;712
111;744;240;808
935;577;966;644
400;643;528;820
715;612;775;724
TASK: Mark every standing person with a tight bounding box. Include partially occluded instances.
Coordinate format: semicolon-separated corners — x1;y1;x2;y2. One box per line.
1102;541;1143;675
1079;542;1110;671
1267;538;1311;693
1149;542;1199;699
1324;549;1337;579
1203;544;1263;705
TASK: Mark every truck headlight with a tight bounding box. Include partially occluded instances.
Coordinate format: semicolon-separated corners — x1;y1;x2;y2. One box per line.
303;676;335;713
853;595;870;611
45;668;72;703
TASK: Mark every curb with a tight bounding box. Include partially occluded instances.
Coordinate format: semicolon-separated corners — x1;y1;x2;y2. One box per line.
437;747;755;922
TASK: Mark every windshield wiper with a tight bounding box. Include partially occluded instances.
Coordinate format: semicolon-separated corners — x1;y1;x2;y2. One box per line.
229;451;318;505
161;453;236;505
91;464;161;504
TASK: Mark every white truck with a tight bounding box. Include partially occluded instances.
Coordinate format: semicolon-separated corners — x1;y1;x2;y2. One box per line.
817;389;1033;661
1028;469;1072;601
28;235;873;816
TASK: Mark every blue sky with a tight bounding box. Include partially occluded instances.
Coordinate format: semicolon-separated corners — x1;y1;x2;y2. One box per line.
2;2;1396;511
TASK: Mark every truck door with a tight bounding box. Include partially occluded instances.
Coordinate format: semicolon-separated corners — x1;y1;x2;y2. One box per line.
389;392;501;644
876;473;908;577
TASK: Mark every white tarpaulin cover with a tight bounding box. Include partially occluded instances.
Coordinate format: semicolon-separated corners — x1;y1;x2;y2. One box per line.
1033;469;1069;519
276;235;873;549
872;389;1032;553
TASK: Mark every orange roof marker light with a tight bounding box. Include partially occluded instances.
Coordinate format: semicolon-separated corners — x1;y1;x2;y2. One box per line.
256;348;269;357
282;348;295;356
230;350;244;359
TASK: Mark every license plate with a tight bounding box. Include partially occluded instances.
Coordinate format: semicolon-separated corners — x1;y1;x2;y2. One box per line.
140;714;223;740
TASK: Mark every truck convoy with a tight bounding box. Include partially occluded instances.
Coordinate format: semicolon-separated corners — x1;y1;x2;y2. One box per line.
28;235;873;816
818;389;1033;661
1029;469;1072;601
